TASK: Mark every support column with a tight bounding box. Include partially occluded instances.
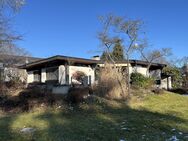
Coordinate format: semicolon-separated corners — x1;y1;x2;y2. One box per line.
41;68;46;83
168;76;172;90
59;65;66;85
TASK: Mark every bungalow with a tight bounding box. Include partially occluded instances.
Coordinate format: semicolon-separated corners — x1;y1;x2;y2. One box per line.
20;55;172;94
20;55;97;94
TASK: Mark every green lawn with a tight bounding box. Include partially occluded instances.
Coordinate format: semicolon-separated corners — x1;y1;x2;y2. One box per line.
0;92;188;141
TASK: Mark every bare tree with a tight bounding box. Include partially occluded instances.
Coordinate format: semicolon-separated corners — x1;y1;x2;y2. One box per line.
0;0;25;54
136;41;171;76
0;0;25;12
98;14;144;96
178;56;188;68
98;15;127;97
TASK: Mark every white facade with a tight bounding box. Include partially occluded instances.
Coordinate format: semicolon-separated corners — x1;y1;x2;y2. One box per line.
160;77;172;89
25;58;172;94
26;64;95;94
69;66;95;85
132;66;148;76
26;65;95;85
99;63;148;76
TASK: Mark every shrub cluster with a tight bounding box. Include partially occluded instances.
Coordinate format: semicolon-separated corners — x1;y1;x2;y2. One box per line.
152;88;164;95
163;66;182;89
0;80;25;96
131;72;154;89
0;87;64;113
67;87;93;103
6;80;25;89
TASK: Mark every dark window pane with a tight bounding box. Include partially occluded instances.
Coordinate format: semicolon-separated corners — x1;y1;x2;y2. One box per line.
46;67;58;81
33;70;41;82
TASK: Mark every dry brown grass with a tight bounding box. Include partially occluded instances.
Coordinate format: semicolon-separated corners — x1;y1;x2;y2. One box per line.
95;63;128;99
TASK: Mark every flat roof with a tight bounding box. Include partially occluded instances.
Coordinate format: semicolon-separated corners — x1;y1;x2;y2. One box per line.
19;55;167;70
20;55;99;69
99;59;166;67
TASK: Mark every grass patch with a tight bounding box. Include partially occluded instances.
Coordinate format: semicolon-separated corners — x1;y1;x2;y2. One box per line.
0;91;188;141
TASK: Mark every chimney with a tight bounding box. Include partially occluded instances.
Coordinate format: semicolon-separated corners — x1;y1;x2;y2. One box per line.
92;55;100;60
25;57;29;64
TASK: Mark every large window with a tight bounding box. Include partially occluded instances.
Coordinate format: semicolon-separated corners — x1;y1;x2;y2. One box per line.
33;70;41;82
46;67;58;81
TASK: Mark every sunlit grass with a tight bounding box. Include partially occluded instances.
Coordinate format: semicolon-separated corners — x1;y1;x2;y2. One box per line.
0;91;188;141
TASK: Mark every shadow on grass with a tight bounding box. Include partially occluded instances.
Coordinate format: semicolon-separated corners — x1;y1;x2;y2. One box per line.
32;103;188;141
0;97;188;141
0;115;35;141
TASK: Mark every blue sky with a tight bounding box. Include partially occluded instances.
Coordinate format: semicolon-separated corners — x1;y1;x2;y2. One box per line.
13;0;188;59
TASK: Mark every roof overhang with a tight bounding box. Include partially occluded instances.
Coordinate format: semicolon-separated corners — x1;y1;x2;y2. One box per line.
98;60;167;69
19;55;99;70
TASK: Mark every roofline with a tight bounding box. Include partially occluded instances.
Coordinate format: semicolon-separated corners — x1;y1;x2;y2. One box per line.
129;59;167;67
98;59;167;67
19;55;99;69
19;55;167;69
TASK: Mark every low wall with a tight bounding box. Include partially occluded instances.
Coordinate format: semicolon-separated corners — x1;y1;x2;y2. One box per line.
52;85;71;94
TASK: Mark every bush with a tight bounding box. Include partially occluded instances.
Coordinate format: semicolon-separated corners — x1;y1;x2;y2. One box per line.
6;80;25;89
0;82;8;96
131;72;154;89
152;88;164;95
67;87;93;103
170;88;188;94
95;63;127;99
163;66;182;89
0;87;65;113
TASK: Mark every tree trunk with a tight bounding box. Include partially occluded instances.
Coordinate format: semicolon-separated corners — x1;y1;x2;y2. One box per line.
127;54;130;96
107;51;126;97
146;64;151;77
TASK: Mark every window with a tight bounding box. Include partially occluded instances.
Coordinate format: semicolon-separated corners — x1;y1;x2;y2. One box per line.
33;70;41;82
89;75;91;85
46;67;58;81
155;80;161;85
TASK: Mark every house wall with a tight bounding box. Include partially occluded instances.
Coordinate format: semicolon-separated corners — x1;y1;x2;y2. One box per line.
26;65;95;85
150;69;161;79
132;66;147;76
160;78;167;89
27;71;34;83
168;77;172;89
68;66;95;85
160;76;172;90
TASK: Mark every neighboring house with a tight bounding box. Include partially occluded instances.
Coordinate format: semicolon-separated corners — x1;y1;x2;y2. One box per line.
0;54;41;82
20;55;97;94
21;55;172;94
